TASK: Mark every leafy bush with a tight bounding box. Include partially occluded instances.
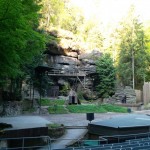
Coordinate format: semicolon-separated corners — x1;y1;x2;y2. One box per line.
96;54;116;98
59;83;70;96
46;123;63;128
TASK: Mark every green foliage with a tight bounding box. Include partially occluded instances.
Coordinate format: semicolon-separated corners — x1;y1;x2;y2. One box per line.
46;123;63;129
96;54;116;98
67;105;106;113
0;0;46;81
42;99;127;114
102;104;127;113
41;99;65;106
67;104;127;113
143;24;150;81
40;0;65;28
59;83;70;96
116;6;149;88
77;91;85;100
61;5;84;34
48;105;68;114
80;20;103;49
39;0;103;50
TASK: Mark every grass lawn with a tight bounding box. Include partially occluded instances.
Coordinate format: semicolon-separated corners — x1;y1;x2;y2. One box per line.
67;104;127;113
41;99;65;106
67;105;107;113
41;99;128;114
48;105;68;114
102;104;128;113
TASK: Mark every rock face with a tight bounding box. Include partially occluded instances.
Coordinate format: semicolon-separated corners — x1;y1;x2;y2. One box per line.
0;101;22;116
111;86;136;104
46;55;79;73
45;51;100;100
44;30;102;99
45;29;102;76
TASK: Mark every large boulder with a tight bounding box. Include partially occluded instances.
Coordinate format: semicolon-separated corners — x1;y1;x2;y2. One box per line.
111;86;136;104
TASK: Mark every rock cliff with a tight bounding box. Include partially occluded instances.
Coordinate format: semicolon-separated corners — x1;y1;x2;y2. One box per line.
44;29;102;99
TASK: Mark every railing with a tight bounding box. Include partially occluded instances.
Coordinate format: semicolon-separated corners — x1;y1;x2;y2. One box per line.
0;136;51;150
0;136;85;150
99;132;150;143
48;70;86;76
0;135;121;149
50;138;105;148
51;138;82;148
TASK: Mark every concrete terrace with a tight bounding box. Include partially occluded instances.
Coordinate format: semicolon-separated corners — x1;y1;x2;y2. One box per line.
1;110;150;149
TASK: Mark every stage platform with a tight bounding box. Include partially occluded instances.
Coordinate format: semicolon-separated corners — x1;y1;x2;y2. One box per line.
88;114;150;136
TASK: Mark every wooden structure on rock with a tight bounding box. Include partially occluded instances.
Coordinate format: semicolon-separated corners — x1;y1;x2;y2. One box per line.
48;67;87;89
44;29;100;93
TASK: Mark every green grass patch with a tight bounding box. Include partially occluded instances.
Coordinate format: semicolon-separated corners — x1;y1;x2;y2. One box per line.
48;105;68;114
42;98;127;114
46;123;63;128
102;104;127;113
41;99;65;106
67;105;107;113
67;104;127;113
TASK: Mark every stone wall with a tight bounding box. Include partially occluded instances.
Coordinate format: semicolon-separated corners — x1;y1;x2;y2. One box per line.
0;101;22;116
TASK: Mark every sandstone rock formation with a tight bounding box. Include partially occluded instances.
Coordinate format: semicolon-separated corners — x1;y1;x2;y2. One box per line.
111;86;136;104
44;29;102;99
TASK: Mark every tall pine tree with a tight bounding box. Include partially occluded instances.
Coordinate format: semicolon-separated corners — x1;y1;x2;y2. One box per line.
96;54;116;99
116;5;148;89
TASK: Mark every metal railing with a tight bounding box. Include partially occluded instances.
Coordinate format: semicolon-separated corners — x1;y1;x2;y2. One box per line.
48;70;86;76
0;136;85;150
0;136;107;150
0;136;51;150
99;132;150;143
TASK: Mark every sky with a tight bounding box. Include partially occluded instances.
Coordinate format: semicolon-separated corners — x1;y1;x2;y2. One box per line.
70;0;150;25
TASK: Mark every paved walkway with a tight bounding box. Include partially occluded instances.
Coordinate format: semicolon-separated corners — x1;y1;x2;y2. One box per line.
1;110;150;149
0;116;52;130
50;129;87;149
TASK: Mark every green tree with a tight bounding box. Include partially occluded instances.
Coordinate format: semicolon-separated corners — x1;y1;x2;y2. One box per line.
143;22;150;81
40;0;66;29
116;6;149;89
78;19;103;50
0;0;45;79
60;4;84;34
39;0;103;51
95;54;116;99
0;0;46;102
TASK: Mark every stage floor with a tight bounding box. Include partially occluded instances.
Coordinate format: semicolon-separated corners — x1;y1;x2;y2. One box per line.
88;114;150;136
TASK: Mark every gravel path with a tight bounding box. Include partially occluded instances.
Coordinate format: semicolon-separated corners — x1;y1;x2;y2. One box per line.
42;112;127;126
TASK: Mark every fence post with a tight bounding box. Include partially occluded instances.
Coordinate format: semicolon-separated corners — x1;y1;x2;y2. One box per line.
143;82;150;105
22;137;24;150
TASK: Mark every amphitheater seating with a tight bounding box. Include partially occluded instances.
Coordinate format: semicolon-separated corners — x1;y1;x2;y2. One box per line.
53;137;150;150
81;140;100;146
